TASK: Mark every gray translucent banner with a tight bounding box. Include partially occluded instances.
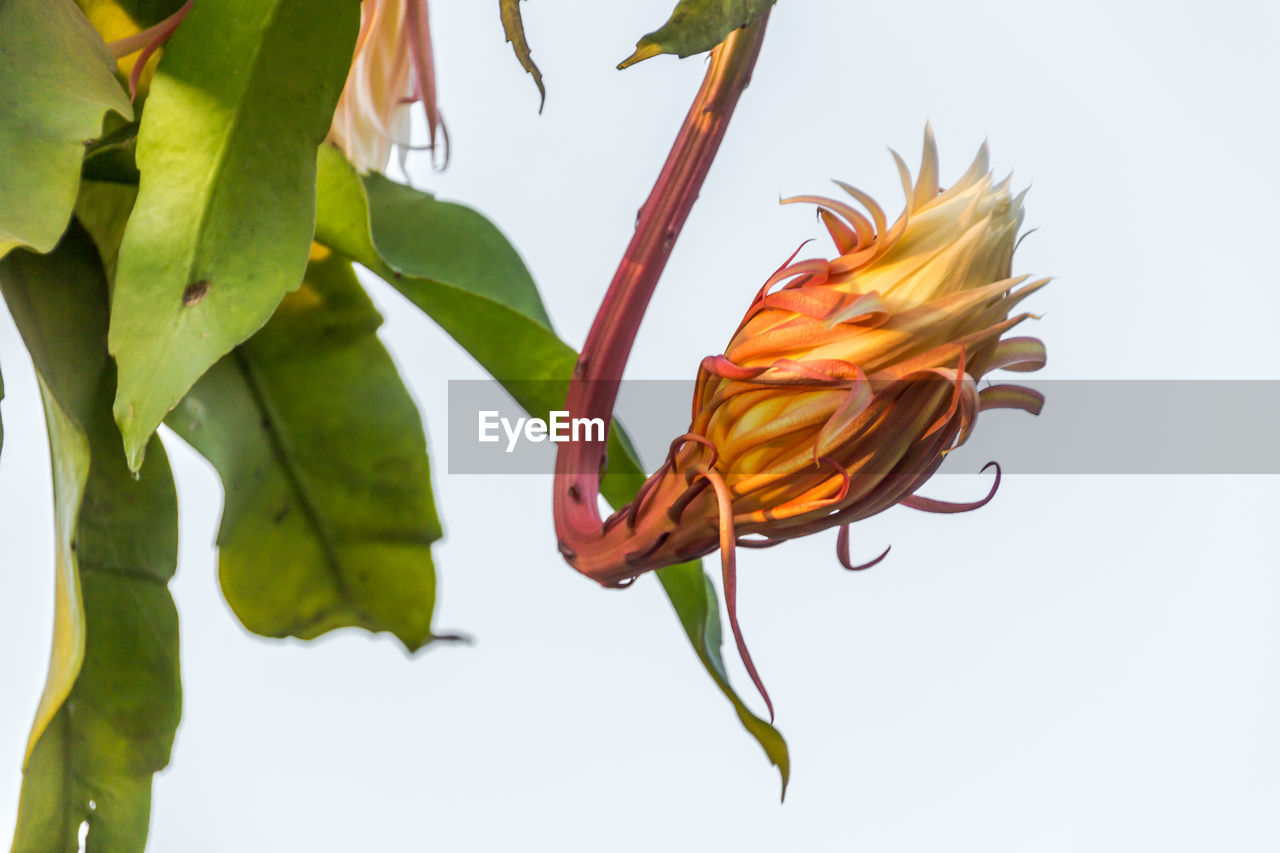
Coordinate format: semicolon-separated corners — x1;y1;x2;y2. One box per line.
446;380;1280;476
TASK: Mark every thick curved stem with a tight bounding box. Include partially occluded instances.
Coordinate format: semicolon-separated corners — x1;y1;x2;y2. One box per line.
553;18;769;584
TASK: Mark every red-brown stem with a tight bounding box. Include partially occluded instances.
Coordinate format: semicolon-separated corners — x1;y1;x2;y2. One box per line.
105;0;193;58
553;18;769;584
105;0;194;98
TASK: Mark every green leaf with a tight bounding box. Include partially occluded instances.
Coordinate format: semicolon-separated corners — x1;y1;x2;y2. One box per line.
314;146;788;790
166;250;443;650
619;0;775;68
498;0;545;108
108;0;359;471
0;0;132;259
1;225;180;853
362;171;552;329
74;180;138;286
0;234;105;762
317;145;645;495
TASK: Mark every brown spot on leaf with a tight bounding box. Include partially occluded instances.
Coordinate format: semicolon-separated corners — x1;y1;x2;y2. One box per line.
182;280;211;307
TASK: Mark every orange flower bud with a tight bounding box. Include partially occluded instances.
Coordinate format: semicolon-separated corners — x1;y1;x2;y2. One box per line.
564;128;1049;716
686;125;1048;537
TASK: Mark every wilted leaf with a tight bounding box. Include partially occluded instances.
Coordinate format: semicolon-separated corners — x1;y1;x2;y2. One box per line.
166;251;443;650
108;0;359;471
619;0;775;68
498;0;545;108
0;0;132;260
1;225;180;853
314;146;788;786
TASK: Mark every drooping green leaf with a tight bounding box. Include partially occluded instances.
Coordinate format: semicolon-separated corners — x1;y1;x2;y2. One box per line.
166;250;443;650
12;399;179;853
314;146;788;789
1;226;180;853
363;171;552;328
0;0;132;260
619;0;775;68
108;0;359;471
12;386;92;853
0;232;105;759
317;145;643;496
498;0;545;108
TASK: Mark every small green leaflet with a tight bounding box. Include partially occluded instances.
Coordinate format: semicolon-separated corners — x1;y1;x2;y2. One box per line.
620;0;775;68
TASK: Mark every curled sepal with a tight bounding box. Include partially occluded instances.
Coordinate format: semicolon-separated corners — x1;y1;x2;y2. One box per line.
697;464;774;722
979;383;1045;415
901;461;1003;514
836;525;891;572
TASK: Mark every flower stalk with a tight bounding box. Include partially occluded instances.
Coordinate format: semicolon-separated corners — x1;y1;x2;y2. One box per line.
553;17;770;575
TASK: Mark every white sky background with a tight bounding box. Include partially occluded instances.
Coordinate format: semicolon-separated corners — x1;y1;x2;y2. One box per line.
3;0;1280;850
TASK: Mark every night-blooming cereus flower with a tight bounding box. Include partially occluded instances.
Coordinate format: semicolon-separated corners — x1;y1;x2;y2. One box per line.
328;0;446;174
568;128;1049;716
